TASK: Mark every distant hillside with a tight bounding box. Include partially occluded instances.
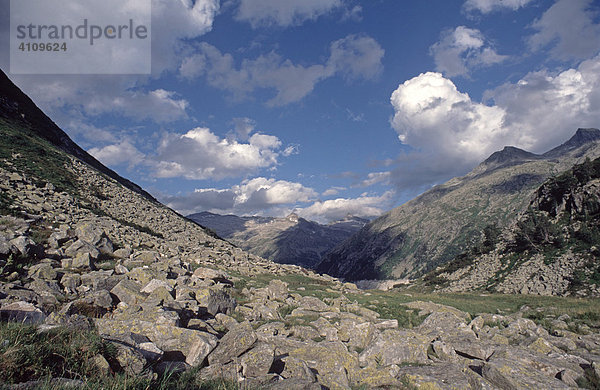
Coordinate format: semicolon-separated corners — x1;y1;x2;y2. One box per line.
317;129;600;281
423;156;600;296
188;211;367;268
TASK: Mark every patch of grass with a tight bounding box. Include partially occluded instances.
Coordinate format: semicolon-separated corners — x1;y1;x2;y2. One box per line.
0;321;244;389
347;290;600;326
0;119;79;196
0;321;112;384
0;253;35;280
278;304;297;318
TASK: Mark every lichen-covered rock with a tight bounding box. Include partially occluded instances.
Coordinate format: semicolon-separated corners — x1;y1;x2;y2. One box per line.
241;343;275;378
10;235;44;259
482;358;571;389
288;341;359;390
208;321;257;365
359;329;430;367
266;279;289;301
398;363;491;390
74;221;113;255
95;318;217;366
64;239;100;260
110;279;146;305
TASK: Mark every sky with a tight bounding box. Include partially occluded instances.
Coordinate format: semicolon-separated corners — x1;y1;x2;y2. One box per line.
1;0;600;223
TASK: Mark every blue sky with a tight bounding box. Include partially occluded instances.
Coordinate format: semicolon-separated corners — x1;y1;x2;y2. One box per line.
2;0;600;222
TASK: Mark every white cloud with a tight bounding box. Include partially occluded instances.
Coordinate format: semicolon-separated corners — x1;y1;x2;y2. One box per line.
235;0;342;28
328;34;385;81
234;177;318;207
528;0;600;61
230;117;256;141
297;191;395;223
154;127;283;180
391;72;506;166
341;5;363;22
282;144;300;156
88;140;146;168
357;172;392;187
389;55;600;188
160;177;318;216
179;34;384;106
5;0;219;126
430;26;508;77
485;54;600;152
322;187;346;196
464;0;534;13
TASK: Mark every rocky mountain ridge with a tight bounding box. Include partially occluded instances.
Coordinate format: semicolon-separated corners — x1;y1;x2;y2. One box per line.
423;155;600;297
188;211;367;269
317;128;600;281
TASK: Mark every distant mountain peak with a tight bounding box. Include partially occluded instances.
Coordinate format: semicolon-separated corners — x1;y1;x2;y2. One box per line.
482;145;540;168
544;128;600;158
286;213;299;223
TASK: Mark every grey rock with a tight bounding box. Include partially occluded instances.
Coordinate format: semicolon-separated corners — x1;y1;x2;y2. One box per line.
208;321;257;365
359;329;430;367
64;239;100;260
241;343;275;378
0;301;46;323
110;279;146;305
9;236;43;259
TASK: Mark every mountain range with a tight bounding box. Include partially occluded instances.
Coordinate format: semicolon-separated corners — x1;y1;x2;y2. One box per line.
1;69;600;388
317;128;600;281
188;211;367;269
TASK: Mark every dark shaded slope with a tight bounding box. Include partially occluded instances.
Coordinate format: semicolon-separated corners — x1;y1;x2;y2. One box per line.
318;129;600;281
188;212;366;269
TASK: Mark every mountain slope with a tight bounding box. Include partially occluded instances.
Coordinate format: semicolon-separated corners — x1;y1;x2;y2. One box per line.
317;130;600;281
0;71;155;201
423;156;600;296
188;211;367;268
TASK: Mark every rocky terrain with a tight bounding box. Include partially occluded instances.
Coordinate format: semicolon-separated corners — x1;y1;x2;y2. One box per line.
317;129;600;281
188;211;367;269
422;156;600;297
1;71;600;389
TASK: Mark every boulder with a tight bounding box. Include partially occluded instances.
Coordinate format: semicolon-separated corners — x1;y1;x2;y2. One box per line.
9;236;44;259
64;239;100;260
288;341;359;390
241;343;275;378
74;222;113;254
266;279;289;301
208;321;257;365
359;329;430;367
0;301;46;323
398;363;491;390
110;279;146;305
95;318;217;367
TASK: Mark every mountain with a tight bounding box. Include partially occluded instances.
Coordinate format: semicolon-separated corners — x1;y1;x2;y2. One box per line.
187;211;368;269
0;71;155;201
423;155;600;296
2;71;600;389
317;129;600;281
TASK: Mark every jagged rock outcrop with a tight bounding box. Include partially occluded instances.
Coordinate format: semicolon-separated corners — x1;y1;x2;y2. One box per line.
318;128;600;281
